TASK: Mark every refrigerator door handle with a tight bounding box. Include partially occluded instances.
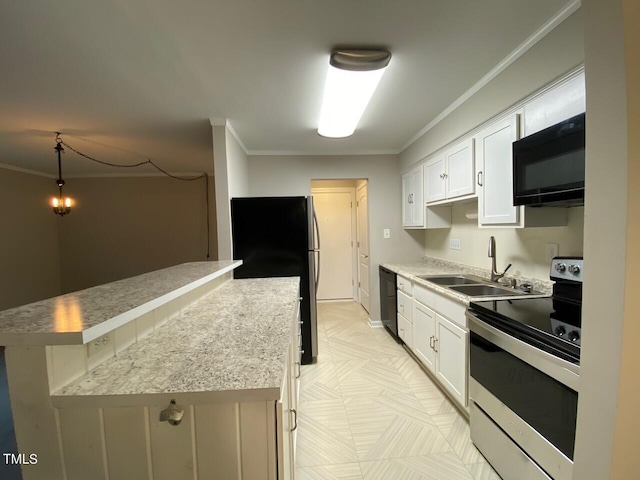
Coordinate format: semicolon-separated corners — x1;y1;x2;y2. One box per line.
308;251;318;358
313;206;321;251
315;250;320;293
312;203;321;293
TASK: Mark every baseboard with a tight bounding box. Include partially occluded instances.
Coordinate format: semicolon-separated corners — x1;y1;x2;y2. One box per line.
368;318;383;328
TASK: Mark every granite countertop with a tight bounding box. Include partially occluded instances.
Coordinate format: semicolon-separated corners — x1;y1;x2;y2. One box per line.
52;277;299;405
0;260;241;346
382;257;552;305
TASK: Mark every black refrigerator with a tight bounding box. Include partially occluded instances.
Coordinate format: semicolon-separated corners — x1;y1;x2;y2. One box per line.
231;196;319;364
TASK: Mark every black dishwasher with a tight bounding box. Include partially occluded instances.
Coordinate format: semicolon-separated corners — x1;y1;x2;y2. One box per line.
379;266;398;338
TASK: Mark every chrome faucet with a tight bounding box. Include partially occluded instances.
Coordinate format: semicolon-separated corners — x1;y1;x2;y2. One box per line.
488;236;512;283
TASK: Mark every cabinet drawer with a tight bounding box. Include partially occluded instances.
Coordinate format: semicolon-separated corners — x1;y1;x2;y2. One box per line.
414;283;435;309
397;290;413;322
434;293;467;329
397;276;413;296
398;313;413;349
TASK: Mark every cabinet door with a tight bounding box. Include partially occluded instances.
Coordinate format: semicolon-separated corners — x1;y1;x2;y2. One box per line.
410;166;424;226
523;72;585;136
402;172;413;226
413;301;436;373
424;155;446;203
277;356;294;480
477;115;520;225
445;138;475;199
398;313;413;349
435;315;468;407
397;290;413;322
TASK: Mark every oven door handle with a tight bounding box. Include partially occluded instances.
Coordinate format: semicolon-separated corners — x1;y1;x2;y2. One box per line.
468;312;580;392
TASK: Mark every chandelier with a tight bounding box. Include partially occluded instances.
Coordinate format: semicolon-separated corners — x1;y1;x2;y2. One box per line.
52;134;72;216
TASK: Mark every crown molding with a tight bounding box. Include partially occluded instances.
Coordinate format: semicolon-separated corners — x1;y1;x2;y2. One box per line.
0;162;54;178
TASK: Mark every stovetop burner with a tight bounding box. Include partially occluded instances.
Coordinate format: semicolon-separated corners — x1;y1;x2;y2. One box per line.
469;257;583;363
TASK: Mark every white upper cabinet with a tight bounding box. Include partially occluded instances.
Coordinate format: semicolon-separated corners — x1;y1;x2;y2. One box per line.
524;72;585;136
424;154;446;203
477;115;520;226
402;164;424;228
424;139;475;205
445;138;475;199
402;172;413;226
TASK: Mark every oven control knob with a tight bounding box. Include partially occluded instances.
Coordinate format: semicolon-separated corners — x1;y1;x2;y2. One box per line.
568;331;580;342
554;263;567;273
568;264;581;274
555;326;566;337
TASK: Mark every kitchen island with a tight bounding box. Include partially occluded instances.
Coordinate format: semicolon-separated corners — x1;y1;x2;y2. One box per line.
0;261;301;480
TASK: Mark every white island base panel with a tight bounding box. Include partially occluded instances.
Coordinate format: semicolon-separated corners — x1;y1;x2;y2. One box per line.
7;347;280;480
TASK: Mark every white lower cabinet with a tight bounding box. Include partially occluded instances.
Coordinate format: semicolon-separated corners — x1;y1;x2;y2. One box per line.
398;313;413;349
434;314;467;407
411;286;469;409
412;300;436;373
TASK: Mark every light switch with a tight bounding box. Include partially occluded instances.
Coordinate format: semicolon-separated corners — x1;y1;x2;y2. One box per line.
450;238;461;250
383;229;390;239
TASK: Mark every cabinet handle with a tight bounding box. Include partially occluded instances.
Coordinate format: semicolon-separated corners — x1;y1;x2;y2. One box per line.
291;409;298;431
295;361;301;379
433;338;439;353
477;171;483;186
399;303;404;311
399;282;404;289
429;336;434;349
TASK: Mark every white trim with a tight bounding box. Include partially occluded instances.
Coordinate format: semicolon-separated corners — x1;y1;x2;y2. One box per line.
209;118;250;155
401;65;584;174
368;318;383;328
225;121;249;155
64;172;213;179
0;162;54;178
400;0;582;152
247;148;399;157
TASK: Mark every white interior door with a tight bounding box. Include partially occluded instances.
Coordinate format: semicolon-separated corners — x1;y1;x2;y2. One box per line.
312;189;355;300
356;183;370;313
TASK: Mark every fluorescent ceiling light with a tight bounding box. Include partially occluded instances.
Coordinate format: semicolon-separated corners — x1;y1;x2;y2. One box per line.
318;50;391;138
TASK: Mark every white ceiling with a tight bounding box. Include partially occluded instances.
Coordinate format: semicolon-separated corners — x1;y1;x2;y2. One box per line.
0;0;572;176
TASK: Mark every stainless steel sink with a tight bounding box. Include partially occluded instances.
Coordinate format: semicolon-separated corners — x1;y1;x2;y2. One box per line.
449;284;526;297
417;275;489;286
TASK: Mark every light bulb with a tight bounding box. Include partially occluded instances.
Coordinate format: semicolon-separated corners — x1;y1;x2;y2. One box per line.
64;198;72;207
52;198;59;207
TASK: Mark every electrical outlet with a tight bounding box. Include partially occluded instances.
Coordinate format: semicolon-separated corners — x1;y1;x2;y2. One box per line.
546;243;559;262
87;334;111;357
383;229;390;239
450;238;461;250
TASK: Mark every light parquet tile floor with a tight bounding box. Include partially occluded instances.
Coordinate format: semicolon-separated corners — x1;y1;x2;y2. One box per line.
296;301;501;480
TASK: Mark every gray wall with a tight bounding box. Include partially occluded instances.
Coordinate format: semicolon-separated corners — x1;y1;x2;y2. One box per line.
248;154;425;322
58;176;216;293
400;9;584;172
0;167;61;310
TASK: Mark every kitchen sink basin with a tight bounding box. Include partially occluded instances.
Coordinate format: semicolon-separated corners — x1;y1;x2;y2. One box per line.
449;284;526;297
417;275;489;286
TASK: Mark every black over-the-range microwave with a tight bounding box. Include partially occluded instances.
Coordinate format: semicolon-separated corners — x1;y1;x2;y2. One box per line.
513;112;585;207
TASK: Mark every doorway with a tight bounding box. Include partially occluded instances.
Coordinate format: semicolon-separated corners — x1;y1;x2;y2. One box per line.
311;180;369;313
